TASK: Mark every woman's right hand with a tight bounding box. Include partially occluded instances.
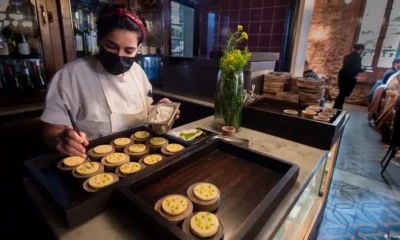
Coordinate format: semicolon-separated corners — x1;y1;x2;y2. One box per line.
56;128;89;157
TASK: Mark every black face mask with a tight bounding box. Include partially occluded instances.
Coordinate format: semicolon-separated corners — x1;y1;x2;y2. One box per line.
98;47;136;75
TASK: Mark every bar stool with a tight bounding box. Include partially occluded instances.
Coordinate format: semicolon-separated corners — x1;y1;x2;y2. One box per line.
380;106;400;174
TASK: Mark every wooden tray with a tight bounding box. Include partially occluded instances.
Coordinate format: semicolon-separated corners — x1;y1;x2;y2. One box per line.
23;125;193;228
242;98;347;150
116;140;299;240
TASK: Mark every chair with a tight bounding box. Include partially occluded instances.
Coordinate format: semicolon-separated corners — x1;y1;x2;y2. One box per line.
376;90;398;130
380;105;400;174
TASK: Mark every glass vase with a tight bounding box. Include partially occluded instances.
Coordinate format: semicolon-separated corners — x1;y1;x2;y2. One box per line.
213;70;244;130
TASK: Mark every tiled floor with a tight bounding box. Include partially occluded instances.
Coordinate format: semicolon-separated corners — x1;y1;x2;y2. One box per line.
316;104;400;240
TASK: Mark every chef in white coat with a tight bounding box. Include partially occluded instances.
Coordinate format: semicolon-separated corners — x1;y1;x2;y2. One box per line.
41;5;178;157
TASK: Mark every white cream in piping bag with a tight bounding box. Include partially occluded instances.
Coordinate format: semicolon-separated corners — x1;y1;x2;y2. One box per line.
151;105;175;123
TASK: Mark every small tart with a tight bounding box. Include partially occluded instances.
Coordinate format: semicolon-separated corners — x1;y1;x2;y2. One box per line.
166;144;184;153
63;156;85;167
94;145;113;154
194;183;218;201
190;212;219;238
120;162;142;174
114;138;131;146
162;195;188;216
134;131;150;139
105;153;127;164
76;162;100;175
88;173;114;189
143;154;163;165
128;144;147;153
149;137;167;146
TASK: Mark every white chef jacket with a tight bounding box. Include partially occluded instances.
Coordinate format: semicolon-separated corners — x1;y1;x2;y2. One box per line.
41;56;153;140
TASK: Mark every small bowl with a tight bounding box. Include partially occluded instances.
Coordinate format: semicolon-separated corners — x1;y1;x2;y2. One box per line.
283;109;298;116
313;115;330;123
307;105;322;112
318;112;333;119
222;126;236;137
322;108;337;115
302;110;317;119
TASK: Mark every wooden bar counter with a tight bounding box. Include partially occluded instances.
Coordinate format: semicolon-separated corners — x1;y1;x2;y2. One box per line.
25;116;340;240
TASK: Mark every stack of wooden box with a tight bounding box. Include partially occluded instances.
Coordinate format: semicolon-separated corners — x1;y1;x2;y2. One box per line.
263;72;292;99
296;77;324;105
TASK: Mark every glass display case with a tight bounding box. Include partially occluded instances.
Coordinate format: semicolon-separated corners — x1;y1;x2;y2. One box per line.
273;138;342;240
0;0;62;98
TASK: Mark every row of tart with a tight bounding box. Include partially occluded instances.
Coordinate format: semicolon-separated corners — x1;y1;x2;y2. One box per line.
155;183;223;239
89;134;185;161
56;131;186;193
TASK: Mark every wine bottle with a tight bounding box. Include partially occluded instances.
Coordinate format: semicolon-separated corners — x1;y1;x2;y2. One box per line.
8;64;23;93
0;30;9;56
84;13;93;55
23;61;34;89
89;12;97;55
18;32;31;56
35;60;46;88
0;65;7;91
74;20;84;58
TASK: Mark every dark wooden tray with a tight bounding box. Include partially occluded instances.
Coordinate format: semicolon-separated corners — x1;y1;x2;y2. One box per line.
116;140;299;240
242;98;347;150
23;125;193;228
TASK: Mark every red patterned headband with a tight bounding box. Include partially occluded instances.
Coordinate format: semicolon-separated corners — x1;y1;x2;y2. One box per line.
97;8;147;39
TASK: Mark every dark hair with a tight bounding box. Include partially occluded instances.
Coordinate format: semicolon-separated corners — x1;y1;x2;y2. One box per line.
305;60;310;67
393;58;400;66
97;5;144;45
353;43;365;51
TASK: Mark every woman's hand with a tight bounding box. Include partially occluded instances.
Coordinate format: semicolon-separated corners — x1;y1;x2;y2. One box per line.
56;128;89;157
158;98;180;119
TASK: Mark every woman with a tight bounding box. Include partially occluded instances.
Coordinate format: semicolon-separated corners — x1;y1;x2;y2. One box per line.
368;71;400;122
41;5;177;157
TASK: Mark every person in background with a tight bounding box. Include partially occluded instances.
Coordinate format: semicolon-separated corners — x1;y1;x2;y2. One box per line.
333;43;365;109
303;60;320;80
367;58;400;102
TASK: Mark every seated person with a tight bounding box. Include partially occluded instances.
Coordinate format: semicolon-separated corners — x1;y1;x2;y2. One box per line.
368;71;400;122
367;58;400;102
303;60;320;80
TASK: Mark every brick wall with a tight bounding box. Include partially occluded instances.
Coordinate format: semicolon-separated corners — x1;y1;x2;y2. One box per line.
306;0;370;105
199;0;290;70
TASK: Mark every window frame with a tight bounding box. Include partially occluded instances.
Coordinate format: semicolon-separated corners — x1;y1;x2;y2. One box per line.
354;0;395;72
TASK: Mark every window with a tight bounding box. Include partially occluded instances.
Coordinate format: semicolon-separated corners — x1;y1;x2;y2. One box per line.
356;0;400;70
357;0;387;68
378;0;400;67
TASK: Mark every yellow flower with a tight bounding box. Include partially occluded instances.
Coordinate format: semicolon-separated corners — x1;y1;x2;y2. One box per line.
241;32;248;40
237;25;243;31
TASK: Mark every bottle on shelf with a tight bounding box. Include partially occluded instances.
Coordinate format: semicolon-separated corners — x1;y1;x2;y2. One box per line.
90;12;98;54
0;65;7;92
74;19;85;58
35;60;46;88
18;31;31;56
23;61;34;89
8;63;23;93
84;13;93;55
0;29;9;56
7;38;16;55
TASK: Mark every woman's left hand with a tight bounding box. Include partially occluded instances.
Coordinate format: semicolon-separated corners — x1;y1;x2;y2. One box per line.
159;98;180;119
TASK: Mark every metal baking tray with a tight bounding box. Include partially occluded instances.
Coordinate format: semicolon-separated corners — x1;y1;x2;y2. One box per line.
23;125;192;228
